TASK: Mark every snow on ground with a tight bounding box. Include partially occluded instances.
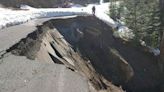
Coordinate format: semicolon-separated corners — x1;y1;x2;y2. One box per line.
0;6;88;30
86;3;117;28
0;3;118;30
0;3;116;30
20;4;37;10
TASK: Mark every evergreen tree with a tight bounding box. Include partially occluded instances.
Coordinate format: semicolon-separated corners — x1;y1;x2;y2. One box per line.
117;0;161;48
109;0;117;20
159;0;164;71
109;0;123;21
145;2;161;48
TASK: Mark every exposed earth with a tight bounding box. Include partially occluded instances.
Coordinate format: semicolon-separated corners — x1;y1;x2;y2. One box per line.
0;16;163;92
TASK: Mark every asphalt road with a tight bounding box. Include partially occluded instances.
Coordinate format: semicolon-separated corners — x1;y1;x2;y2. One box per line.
0;16;77;53
0;15;89;92
0;55;89;92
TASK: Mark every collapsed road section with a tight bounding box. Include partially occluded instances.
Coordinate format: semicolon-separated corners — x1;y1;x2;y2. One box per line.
0;16;124;92
0;15;162;92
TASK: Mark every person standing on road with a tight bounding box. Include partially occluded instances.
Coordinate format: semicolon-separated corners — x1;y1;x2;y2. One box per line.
92;6;96;15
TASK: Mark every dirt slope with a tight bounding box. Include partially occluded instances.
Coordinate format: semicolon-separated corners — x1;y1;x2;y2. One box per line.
50;16;163;92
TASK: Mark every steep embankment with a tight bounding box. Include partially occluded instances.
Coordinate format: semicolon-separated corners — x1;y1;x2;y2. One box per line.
0;16;163;92
49;16;163;92
51;16;134;84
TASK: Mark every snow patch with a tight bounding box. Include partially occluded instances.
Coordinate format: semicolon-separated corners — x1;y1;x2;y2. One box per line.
113;26;135;41
20;4;36;10
148;47;160;56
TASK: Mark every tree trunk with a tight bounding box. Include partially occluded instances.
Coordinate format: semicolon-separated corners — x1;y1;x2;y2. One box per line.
160;33;164;71
160;0;164;72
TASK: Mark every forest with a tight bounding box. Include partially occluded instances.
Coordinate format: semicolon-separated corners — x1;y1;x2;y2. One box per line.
110;0;164;66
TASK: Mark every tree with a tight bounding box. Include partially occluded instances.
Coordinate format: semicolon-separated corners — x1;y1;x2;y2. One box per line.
109;0;118;20
159;0;164;71
109;0;123;21
117;0;161;48
143;0;161;48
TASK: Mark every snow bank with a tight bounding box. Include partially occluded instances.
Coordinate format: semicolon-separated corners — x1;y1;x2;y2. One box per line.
0;2;117;30
0;7;88;30
86;3;117;28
